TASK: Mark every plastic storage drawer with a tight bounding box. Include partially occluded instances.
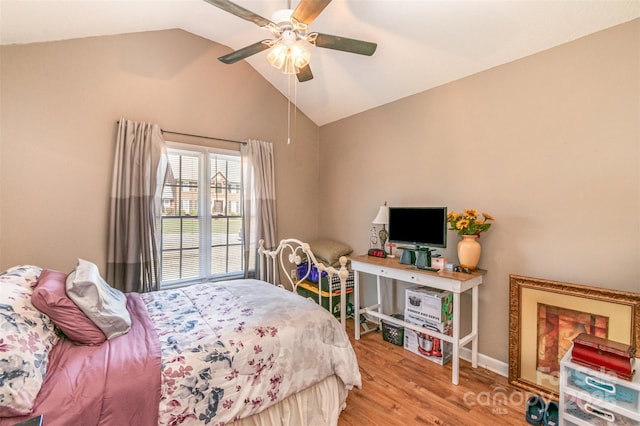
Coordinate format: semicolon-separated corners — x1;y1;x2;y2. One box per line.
568;368;639;406
563;393;639;426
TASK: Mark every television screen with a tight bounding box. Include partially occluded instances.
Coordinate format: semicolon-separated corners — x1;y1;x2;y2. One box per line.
388;207;447;248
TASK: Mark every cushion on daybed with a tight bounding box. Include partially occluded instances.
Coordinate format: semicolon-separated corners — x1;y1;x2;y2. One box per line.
31;269;106;345
66;259;131;340
309;239;353;267
0;265;59;417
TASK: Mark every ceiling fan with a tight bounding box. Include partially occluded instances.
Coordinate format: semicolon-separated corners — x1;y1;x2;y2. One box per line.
204;0;377;82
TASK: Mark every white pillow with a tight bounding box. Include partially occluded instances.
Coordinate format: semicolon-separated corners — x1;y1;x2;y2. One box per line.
66;259;131;339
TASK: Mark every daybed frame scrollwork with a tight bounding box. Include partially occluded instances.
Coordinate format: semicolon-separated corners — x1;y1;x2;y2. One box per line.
258;238;350;327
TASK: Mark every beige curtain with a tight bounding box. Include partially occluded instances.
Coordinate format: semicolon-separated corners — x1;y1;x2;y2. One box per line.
106;118;167;293
241;139;278;279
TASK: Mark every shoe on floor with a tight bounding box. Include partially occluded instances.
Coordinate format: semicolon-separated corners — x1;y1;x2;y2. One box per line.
525;394;545;425
543;400;559;426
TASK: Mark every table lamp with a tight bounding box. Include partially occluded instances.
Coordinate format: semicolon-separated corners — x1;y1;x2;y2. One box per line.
372;202;389;251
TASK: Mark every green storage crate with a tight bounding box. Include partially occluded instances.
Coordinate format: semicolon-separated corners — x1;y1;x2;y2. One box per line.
296;280;353;317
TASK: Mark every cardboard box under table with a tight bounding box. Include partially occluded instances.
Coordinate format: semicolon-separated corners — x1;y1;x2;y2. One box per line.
403;310;453;365
296;262;354;318
405;286;453;323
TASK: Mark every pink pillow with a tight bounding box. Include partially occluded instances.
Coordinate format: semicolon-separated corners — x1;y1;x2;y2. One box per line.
31;269;106;345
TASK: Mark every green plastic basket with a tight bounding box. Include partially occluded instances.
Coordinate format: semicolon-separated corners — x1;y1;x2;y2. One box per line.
381;314;404;346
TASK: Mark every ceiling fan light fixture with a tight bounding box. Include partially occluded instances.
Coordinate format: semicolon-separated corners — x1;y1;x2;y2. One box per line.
209;0;377;83
266;43;288;69
281;56;299;75
267;40;311;75
290;41;310;66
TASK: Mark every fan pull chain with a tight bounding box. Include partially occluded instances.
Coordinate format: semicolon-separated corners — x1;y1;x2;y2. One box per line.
294;74;298;144
287;74;292;144
286;72;299;145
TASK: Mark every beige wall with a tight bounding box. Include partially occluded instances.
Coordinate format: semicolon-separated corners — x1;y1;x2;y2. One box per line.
319;19;640;363
1;20;638;368
0;29;320;272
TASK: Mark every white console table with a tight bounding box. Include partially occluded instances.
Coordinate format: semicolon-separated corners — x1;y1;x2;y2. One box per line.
351;255;485;385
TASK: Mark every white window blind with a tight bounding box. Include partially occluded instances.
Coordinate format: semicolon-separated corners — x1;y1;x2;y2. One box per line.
160;144;244;287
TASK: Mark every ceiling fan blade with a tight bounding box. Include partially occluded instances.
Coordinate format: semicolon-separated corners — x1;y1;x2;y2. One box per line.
202;0;273;27
313;33;377;56
292;0;332;26
218;40;271;64
297;64;314;82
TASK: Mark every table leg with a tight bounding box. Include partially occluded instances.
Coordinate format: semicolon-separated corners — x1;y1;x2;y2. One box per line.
376;275;382;317
452;292;461;385
354;271;360;340
472;285;479;368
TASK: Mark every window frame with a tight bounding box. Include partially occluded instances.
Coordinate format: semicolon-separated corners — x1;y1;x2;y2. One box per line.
160;142;244;289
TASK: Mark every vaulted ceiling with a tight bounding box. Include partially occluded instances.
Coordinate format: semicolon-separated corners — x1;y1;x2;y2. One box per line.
1;0;638;125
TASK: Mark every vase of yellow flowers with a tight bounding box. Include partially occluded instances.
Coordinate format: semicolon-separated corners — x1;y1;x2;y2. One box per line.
447;209;494;271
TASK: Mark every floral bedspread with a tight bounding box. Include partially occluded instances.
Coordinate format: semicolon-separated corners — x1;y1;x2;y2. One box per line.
140;279;361;426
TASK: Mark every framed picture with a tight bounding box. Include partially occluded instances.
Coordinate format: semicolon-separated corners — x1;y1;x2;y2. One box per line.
508;274;640;401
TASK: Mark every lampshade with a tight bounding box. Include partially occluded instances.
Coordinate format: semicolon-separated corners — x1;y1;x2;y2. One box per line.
372;204;389;225
266;31;311;75
266;43;289;69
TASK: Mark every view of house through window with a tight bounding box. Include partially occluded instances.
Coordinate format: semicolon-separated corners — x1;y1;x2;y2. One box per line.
160;145;243;287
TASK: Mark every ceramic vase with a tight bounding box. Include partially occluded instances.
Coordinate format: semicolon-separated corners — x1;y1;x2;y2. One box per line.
457;235;481;270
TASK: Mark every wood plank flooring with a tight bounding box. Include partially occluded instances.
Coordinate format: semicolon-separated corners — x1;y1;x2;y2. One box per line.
338;320;533;426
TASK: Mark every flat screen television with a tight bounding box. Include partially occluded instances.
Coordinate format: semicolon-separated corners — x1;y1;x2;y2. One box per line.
388;207;447;248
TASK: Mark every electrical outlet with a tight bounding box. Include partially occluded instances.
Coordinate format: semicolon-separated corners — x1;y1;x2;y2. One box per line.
290;269;297;280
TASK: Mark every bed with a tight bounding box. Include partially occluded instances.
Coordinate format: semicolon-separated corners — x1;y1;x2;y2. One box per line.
259;238;355;326
0;239;361;426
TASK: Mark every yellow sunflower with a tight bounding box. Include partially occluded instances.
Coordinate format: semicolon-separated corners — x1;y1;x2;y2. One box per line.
447;209;495;236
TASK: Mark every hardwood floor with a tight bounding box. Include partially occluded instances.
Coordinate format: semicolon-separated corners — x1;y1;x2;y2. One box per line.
338;320;532;426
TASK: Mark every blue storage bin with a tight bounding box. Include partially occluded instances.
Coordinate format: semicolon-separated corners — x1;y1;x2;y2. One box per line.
569;369;638;405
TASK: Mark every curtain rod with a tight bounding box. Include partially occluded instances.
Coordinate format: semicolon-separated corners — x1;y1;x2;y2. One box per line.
162;129;246;145
115;121;246;145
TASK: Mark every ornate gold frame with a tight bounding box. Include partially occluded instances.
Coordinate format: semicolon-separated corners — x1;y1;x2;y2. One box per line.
508;274;640;401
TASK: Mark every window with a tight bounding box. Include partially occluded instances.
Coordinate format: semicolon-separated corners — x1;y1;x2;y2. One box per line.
160;144;244;287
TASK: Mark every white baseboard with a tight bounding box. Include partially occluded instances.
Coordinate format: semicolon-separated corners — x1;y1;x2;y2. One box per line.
459;347;508;377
